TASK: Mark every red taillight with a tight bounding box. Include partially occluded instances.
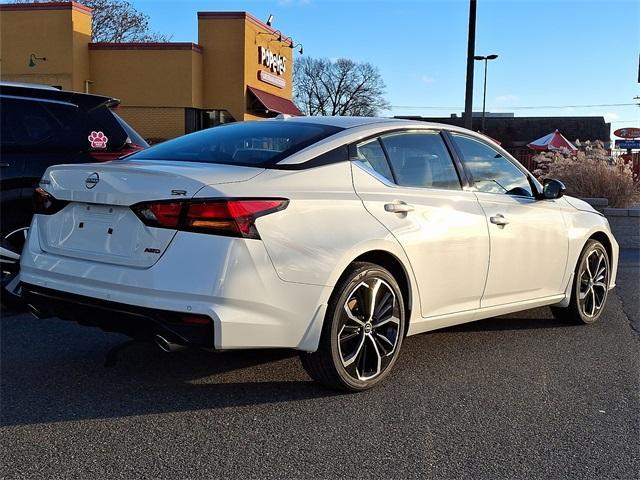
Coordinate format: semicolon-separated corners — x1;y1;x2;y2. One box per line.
134;202;182;228
131;199;288;239
150;203;182;228
178;314;211;326
90;144;144;162
33;187;70;215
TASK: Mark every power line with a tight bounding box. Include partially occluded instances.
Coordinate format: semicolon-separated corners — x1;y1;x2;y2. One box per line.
389;102;639;110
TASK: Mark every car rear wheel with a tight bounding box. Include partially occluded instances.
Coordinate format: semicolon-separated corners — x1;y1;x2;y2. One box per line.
300;262;405;392
551;239;610;325
1;225;28;309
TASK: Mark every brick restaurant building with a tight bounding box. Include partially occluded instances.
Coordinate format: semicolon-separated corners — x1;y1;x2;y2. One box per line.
0;1;302;141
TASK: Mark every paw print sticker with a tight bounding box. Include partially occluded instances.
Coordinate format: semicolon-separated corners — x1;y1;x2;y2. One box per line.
88;131;108;149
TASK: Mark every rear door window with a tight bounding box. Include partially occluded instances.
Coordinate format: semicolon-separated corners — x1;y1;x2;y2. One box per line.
354;138;394;182
380;131;462;190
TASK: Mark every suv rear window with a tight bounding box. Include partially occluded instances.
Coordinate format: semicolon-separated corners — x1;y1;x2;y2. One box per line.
0;95;129;152
1;96;80;150
127;121;343;167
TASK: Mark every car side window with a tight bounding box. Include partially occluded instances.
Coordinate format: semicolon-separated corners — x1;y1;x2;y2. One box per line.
379;131;461;190
354;138;394;182
451;134;533;197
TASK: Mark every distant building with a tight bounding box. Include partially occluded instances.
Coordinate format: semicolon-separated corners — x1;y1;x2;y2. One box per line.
0;2;302;142
395;115;611;158
453;112;515;118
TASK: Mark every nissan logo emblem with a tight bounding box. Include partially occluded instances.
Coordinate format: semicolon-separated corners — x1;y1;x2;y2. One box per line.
85;172;99;189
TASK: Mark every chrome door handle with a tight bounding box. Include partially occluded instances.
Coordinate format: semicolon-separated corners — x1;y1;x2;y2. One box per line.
384;202;415;213
490;214;509;226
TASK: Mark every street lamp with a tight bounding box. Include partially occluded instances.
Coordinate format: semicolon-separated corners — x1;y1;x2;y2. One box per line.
28;53;46;68
474;54;498;133
289;42;303;55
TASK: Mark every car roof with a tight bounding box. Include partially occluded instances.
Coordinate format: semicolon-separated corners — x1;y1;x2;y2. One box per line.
0;81;60;91
272;115;405;128
274;116;506;165
271;115;459;132
0;81;119;109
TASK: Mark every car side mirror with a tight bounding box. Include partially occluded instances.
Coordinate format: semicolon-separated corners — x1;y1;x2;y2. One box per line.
542;178;566;199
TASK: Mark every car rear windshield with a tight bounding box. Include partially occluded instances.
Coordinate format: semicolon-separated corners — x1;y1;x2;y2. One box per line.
127;121;343;167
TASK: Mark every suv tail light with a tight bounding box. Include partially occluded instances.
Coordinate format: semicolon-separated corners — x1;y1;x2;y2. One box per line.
33;187;70;215
131;199;288;239
89;143;144;162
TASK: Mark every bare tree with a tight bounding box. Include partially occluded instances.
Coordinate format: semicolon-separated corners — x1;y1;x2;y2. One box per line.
293;57;390;116
12;0;171;42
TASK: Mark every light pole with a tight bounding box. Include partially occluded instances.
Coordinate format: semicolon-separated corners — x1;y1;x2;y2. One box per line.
474;54;498;133
463;0;477;129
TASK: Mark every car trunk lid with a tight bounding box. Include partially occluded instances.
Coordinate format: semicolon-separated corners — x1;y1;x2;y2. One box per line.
36;161;264;267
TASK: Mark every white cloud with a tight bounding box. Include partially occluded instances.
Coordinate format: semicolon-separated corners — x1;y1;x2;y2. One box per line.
420;75;435;85
603;112;619;122
495;94;518;103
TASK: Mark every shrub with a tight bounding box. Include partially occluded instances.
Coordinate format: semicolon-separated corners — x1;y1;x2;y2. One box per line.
533;141;640;208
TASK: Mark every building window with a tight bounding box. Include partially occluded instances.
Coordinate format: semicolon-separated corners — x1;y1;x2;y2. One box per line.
185;108;235;133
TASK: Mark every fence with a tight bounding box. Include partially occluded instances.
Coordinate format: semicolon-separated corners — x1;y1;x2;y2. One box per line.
622;152;640;181
513;150;538;172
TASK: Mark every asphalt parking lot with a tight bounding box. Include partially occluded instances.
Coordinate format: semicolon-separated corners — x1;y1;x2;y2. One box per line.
1;255;638;480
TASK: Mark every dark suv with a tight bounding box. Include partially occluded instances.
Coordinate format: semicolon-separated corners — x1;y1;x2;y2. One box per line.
0;82;148;307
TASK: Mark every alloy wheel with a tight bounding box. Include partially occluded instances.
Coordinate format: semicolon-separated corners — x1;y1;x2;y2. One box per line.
338;278;401;381
577;247;609;319
1;226;29;298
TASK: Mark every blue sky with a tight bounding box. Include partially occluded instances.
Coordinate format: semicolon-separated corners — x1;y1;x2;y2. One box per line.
134;0;638;135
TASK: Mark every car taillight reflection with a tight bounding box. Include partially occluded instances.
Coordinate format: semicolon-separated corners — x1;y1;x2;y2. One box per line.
89;143;145;162
33;187;70;215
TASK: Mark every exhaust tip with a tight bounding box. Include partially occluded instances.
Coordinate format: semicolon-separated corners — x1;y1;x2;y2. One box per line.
154;334;186;353
26;303;45;319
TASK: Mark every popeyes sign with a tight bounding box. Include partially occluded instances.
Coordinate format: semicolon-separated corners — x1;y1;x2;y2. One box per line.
258;46;286;75
613;127;640;139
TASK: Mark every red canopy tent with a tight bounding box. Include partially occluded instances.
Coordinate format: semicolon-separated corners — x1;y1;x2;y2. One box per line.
527;129;577;153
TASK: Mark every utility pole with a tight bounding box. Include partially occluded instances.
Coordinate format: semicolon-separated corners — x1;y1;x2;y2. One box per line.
464;0;477;129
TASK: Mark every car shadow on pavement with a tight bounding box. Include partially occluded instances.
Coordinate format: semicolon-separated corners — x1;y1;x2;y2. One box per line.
437;313;580;333
0;319;346;427
0;307;580;427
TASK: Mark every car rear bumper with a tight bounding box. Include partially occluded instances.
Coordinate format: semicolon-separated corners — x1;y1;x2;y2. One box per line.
20;218;332;351
23;283;214;347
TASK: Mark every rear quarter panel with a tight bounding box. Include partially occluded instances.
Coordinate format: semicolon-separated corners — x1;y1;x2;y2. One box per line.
194;161;418;288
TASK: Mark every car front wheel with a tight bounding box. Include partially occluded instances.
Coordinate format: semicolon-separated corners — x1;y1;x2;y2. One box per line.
551;239;610;325
300;262;405;392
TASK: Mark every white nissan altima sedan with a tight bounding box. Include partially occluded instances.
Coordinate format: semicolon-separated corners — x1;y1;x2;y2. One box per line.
21;116;618;391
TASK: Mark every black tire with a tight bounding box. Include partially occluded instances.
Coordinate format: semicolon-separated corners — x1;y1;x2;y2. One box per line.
551;239;610;325
300;262;405;392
